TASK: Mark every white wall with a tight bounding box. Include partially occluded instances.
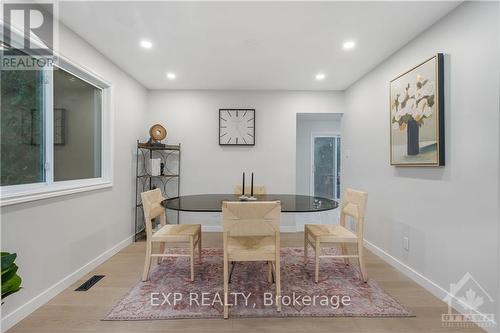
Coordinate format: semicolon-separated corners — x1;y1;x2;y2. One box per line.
148;90;344;194
342;1;499;324
0;24;148;330
147;91;344;229
296;113;342;196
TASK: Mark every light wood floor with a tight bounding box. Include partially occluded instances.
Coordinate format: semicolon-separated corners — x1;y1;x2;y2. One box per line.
7;232;485;333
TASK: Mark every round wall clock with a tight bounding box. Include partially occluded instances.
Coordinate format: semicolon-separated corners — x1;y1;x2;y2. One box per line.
219;109;255;146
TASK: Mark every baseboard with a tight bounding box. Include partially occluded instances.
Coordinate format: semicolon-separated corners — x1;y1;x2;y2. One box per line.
202;225;298;232
1;234;134;332
363;239;497;333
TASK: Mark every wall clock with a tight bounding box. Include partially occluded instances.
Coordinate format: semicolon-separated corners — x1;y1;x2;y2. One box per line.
219;109;255;146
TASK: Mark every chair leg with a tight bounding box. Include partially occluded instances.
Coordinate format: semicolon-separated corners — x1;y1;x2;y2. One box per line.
275;257;281;312
223;255;229;319
190;236;195;281
198;232;202;263
340;243;349;266
357;241;368;282
304;228;308;263
142;240;152;282
158;242;165;264
314;238;320;283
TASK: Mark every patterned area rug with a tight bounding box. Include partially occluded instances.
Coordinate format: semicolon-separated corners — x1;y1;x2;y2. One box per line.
104;248;412;320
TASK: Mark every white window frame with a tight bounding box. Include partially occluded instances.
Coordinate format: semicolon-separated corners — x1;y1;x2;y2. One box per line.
0;27;113;206
310;132;341;200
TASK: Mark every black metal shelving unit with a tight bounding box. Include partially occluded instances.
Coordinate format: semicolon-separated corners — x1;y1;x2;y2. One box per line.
134;141;181;241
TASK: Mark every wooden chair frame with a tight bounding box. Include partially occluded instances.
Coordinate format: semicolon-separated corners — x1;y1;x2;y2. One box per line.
304;188;368;283
141;189;202;282
222;201;281;318
234;185;267;195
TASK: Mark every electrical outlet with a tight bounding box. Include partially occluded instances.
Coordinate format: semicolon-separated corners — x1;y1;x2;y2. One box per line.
403;237;410;251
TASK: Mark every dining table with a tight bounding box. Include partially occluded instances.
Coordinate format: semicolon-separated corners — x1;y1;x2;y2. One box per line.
162;193;339;213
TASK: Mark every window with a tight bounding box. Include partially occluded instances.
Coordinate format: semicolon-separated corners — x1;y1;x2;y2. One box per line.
1;41;112;206
53;68;102;181
1;51;45;186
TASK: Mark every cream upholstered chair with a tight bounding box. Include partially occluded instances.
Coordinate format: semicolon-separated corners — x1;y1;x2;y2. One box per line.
234;185;267;195
222;201;281;318
304;188;368;283
141;189;202;282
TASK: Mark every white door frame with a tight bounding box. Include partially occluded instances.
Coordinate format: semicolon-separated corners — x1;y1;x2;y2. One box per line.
310;132;341;199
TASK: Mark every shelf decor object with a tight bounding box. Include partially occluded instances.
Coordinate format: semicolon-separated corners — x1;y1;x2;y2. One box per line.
219;109;255;146
390;53;444;166
146;123;167;147
134;140;181;241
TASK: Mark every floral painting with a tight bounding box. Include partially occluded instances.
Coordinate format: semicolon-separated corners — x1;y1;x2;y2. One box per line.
390;54;444;166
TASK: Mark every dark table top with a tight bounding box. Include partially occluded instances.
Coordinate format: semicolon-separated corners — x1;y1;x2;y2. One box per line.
162;194;338;213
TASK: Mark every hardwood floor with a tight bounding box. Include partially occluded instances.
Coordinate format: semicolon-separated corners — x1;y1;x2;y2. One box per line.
7;232;485;333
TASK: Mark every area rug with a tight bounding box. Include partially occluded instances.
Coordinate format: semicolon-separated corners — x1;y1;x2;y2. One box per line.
104;248;412;320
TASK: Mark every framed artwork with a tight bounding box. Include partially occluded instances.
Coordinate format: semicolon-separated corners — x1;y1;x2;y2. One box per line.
25;108;66;145
53;108;66;145
219;109;255;146
390;53;444;166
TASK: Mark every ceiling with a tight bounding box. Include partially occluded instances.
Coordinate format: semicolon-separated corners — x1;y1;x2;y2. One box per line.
57;1;460;90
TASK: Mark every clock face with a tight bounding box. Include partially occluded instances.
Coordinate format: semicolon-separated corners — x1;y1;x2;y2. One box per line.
219;109;255;146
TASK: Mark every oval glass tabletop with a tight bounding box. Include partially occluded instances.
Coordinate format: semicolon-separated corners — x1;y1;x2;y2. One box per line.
162;194;338;213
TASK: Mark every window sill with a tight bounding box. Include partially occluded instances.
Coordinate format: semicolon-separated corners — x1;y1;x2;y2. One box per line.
0;179;112;207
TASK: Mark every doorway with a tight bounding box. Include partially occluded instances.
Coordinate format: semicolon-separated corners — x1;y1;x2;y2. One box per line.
295;113;342;200
311;134;341;200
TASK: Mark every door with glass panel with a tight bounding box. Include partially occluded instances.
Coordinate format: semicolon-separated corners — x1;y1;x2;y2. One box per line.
311;134;341;200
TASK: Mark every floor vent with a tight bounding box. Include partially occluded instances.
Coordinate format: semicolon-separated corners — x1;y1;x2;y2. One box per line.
75;275;105;291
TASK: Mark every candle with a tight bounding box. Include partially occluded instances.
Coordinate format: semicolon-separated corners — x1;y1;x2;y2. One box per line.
242;172;245;195
251;172;254;197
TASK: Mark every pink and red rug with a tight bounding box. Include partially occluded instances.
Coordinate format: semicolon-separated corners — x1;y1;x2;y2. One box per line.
104;248;412;320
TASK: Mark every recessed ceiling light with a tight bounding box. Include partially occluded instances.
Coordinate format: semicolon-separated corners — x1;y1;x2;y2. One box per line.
315;73;326;80
139;39;153;49
166;72;176;80
342;40;356;50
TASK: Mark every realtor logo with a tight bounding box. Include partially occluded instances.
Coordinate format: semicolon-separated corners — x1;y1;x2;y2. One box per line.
2;2;53;55
1;2;57;70
442;272;496;329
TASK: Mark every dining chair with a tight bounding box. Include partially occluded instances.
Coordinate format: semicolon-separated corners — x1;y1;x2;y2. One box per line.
304;188;368;283
222;201;281;318
234;185;267;195
141;189;202;282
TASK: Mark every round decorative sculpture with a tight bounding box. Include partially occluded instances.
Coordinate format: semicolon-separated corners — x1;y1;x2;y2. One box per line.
149;124;167;142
